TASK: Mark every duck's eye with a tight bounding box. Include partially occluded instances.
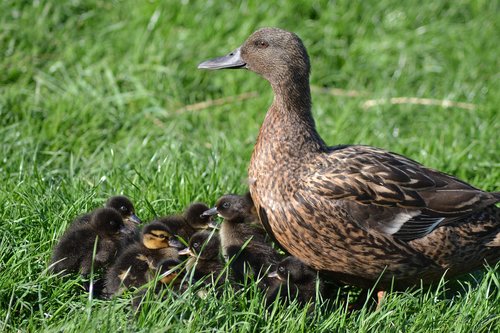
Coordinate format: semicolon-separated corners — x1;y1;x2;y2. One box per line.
193;242;200;249
256;40;269;49
158;234;166;239
278;266;285;273
222;202;231;209
120;206;127;213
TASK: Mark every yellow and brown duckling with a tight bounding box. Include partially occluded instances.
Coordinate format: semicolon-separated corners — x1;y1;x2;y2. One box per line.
104;221;181;297
202;193;282;285
156;258;184;286
50;207;127;276
266;256;325;307
178;231;226;286
156;202;213;245
199;27;500;289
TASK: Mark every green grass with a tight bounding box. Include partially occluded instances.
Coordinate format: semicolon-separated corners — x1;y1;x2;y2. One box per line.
1;0;499;331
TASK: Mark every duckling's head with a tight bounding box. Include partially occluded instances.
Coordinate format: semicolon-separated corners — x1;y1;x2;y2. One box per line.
178;231;220;260
269;256;316;283
106;196;142;225
142;222;183;250
157;258;183;284
198;28;310;86
90;207;126;237
202;193;254;223
184;202;211;229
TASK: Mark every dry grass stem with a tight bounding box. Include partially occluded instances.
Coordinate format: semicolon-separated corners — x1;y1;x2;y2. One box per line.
175;91;259;113
362;97;476;110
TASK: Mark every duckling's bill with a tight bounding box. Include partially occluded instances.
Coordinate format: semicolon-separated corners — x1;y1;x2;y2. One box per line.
268;270;285;281
168;238;185;249
178;247;195;256
127;213;142;225
198;47;246;70
201;207;218;217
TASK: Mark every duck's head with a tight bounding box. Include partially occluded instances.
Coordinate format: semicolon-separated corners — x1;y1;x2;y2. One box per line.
178;231;220;260
268;256;316;283
202;193;254;223
106;196;142;226
198;27;310;86
184;202;212;229
157;258;183;284
91;207;126;237
142;222;184;250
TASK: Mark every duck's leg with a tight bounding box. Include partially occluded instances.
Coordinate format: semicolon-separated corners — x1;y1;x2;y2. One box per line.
376;290;386;310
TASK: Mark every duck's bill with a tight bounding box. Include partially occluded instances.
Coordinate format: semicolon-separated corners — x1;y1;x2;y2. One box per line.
198;47;247;70
267;271;279;278
178;247;194;256
168;238;185;249
267;271;285;281
201;207;218;217
127;214;142;225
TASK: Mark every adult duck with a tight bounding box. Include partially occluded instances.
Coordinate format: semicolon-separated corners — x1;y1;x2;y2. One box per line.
198;28;500;289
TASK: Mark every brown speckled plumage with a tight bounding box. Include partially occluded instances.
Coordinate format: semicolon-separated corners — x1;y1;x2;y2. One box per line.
199;28;500;289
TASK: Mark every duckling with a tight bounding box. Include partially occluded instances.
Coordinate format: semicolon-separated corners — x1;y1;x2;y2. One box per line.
156;202;212;245
202;193;282;285
72;196;142;233
199;27;500;289
104;222;181;297
131;258;185;312
266;256;324;307
50;207;127;276
178;231;226;286
156;258;184;286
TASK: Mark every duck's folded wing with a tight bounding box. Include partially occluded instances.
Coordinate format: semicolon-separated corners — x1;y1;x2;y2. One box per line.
303;146;498;241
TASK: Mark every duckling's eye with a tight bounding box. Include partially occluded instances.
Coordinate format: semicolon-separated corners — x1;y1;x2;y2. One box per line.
193;242;200;249
222;202;231;209
255;40;269;49
278;266;285;273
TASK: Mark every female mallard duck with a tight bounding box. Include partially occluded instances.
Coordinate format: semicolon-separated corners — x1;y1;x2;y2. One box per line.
202;193;282;285
103;222;181;297
198;27;500;289
50;207;127;276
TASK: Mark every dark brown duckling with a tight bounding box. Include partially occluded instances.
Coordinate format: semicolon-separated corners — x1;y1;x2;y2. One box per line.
198;27;500;289
73;195;141;225
156;202;212;245
202;194;282;285
104;222;181;297
105;195;142;228
178;231;226;286
266;256;325;307
50;207;127;276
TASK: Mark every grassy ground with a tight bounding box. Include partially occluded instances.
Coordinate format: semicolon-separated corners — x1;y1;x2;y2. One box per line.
1;0;499;331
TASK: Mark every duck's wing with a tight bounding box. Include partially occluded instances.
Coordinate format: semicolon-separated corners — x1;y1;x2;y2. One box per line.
303;146;499;241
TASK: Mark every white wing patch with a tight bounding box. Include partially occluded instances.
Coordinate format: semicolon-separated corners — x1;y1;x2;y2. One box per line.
382;211;420;234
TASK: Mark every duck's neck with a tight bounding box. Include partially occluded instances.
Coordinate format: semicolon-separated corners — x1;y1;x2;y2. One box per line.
259;78;326;155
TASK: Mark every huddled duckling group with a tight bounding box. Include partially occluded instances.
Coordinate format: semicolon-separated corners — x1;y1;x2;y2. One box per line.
49;194;329;310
